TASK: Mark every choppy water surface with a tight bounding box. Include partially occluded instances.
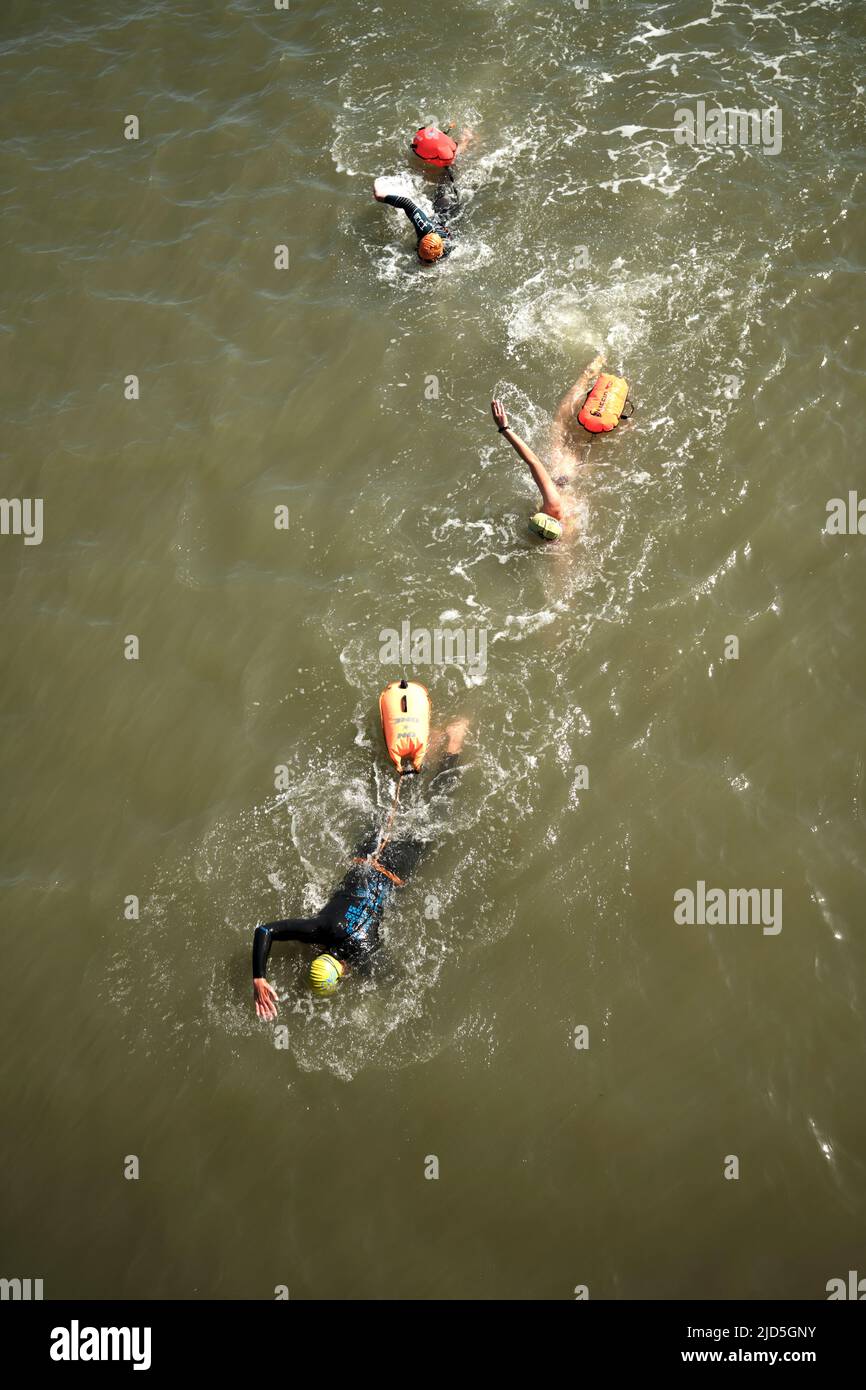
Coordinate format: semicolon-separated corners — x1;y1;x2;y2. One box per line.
1;0;865;1298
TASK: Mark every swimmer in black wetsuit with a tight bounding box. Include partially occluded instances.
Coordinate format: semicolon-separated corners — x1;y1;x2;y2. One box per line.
252;718;468;1018
373;173;462;262
373;124;473;263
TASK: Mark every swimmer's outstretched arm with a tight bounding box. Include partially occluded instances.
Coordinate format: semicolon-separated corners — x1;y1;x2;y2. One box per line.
373;187;437;240
252;916;332;1020
491;400;563;520
576;351;606;396
444;717;469;753
427;718;469;793
552;352;607;437
454;126;475;157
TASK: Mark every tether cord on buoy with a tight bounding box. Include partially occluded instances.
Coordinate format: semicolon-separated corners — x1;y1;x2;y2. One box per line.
352;771;407;886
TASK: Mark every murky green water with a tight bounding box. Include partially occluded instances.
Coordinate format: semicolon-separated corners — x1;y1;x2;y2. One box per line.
1;0;865;1299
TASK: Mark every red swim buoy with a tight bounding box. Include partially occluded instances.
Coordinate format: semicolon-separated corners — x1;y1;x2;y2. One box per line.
410;126;457;167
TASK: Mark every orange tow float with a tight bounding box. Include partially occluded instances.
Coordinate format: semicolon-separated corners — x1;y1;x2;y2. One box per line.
379;679;430;773
353;680;431;886
578;373;632;433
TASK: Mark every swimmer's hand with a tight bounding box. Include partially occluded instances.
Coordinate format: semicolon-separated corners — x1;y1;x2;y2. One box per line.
373;176;403;202
374;175;413;202
575;352;608;396
491;399;510;433
253;977;279;1022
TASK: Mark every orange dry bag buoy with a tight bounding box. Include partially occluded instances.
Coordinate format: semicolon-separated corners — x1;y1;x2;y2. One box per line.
379;679;430;772
577;373;631;433
410;126;457;167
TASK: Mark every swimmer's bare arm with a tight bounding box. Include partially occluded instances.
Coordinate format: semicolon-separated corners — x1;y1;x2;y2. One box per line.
454;126;474;156
425;718;469;799
491;399;563;520
552;352;606;436
427;716;469;766
444;717;469;754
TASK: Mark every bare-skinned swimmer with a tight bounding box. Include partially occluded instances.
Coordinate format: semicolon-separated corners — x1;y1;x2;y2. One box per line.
491;352;616;540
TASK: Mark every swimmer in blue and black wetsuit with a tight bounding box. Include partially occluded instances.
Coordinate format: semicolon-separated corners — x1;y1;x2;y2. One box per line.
252;718;468;1017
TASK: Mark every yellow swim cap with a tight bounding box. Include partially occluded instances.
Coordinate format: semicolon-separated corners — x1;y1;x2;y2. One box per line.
529;512;563;541
308;954;345;996
418;232;445;263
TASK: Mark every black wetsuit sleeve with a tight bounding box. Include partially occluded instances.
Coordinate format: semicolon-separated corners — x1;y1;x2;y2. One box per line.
252;917;334;977
380;193;437;240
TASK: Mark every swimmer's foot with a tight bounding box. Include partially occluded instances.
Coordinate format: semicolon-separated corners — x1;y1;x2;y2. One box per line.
587;351;606;375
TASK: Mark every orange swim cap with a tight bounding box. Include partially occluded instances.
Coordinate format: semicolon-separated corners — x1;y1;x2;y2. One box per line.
418;232;445;263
